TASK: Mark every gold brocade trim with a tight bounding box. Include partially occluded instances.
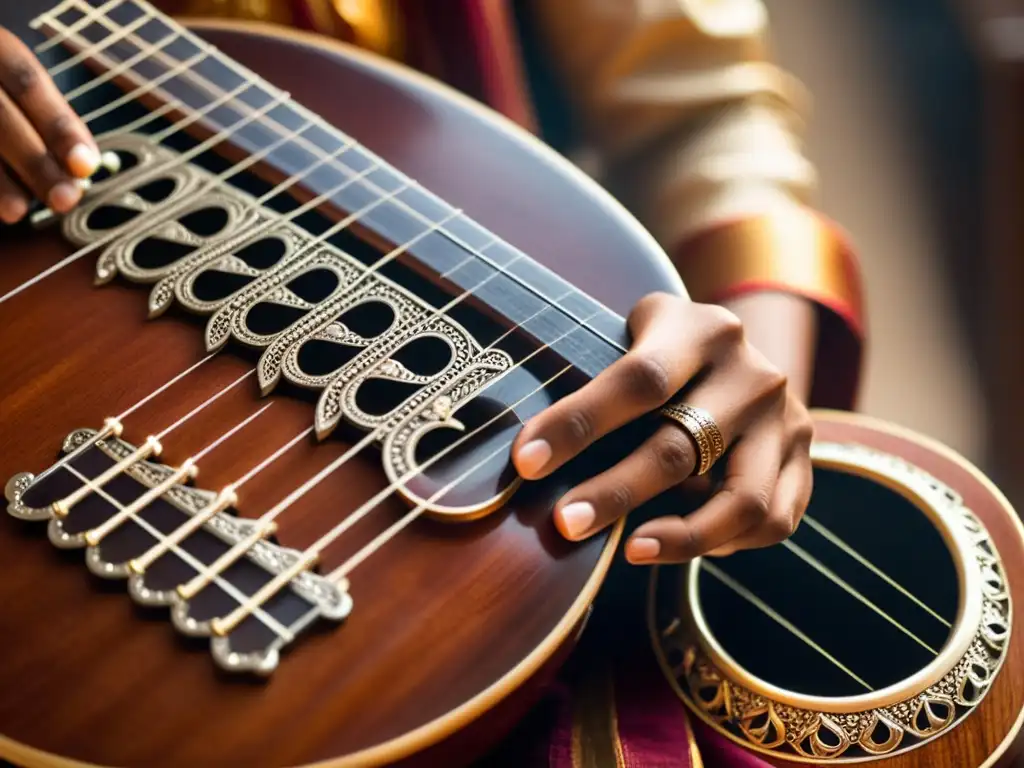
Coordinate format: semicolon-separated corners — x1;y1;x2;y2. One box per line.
674;209;863;335
680;709;705;768
570;668;626;768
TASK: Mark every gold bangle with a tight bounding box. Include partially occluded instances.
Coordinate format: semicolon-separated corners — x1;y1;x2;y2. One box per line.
659;404;725;476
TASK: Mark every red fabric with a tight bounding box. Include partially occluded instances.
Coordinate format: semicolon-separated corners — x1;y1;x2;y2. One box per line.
614;657;700;768
397;0;536;132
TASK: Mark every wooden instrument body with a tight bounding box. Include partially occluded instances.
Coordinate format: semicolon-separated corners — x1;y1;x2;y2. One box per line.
0;17;1022;768
0;19;679;768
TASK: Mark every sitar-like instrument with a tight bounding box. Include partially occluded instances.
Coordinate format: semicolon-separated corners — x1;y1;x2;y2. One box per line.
0;2;1021;767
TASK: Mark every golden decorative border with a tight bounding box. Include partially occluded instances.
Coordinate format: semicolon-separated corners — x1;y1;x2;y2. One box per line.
648;410;1022;763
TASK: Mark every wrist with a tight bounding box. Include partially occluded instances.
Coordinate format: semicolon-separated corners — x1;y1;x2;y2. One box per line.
671;207;865;410
722;291;817;404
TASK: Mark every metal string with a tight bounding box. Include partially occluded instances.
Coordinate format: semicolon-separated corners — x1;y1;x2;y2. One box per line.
74;45;204;115
37;0;634;356
801;514;952;627
780;539;939;654
700;561;875;692
47;3;152;76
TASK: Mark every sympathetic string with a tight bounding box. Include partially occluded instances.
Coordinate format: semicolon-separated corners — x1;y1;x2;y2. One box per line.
700;561;876;692
33;0;634;359
83;401;273;546
801;514;952;628
780;539;939;655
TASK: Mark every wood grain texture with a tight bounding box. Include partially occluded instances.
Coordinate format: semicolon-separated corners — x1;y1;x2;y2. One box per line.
0;20;681;768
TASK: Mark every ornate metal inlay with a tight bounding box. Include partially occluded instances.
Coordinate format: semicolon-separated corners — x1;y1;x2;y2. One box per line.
5;429;352;675
653;442;1012;762
2;132;525;675
54;133;514;512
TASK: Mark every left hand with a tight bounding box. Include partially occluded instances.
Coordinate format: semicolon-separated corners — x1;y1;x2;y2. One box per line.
511;291;815;564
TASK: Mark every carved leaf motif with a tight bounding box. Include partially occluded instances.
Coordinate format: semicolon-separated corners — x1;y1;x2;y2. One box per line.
794;715;851;760
738;704;787;749
857;712;904;755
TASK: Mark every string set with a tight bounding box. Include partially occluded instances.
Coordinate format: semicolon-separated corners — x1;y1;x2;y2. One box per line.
9;0;955;674
29;0;633;360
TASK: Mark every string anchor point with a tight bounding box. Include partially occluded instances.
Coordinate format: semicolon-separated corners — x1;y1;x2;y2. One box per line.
209;549;318;637
99;151;122;175
30;178;92;230
51;434;162;519
128;485;237;575
175;520;278;600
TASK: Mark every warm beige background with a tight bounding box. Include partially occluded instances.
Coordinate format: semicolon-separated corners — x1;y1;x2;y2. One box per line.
763;0;987;466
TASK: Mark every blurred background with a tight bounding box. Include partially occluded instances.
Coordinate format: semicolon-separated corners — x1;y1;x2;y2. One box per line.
763;0;1023;509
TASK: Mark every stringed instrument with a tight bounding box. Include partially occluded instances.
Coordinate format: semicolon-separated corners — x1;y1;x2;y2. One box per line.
0;2;1021;767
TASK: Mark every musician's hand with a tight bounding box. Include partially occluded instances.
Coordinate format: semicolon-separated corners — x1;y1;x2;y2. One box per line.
0;26;98;225
511;292;814;564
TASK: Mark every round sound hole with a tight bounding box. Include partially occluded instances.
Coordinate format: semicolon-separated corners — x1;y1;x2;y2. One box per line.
657;440;1012;762
697;466;959;698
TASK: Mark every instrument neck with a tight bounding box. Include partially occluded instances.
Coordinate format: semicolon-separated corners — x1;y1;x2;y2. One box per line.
39;0;631;380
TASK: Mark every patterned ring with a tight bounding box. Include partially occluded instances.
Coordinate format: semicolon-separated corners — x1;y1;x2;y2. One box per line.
659;404;726;476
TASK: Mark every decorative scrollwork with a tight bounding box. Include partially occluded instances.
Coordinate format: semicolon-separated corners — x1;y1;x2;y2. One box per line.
655;441;1013;762
58;133;516;515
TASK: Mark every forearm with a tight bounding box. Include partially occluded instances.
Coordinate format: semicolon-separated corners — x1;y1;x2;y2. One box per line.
722;291;818;405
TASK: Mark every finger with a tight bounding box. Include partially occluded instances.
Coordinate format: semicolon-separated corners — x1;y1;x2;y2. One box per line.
0;27;99;179
0;165;30;225
623;423;786;564
549;343;787;541
0;87;82;213
513;296;744;480
552;419;699;541
704;451;813;557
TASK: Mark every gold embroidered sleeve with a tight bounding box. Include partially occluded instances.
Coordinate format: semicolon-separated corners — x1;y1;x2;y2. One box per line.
528;0;815;248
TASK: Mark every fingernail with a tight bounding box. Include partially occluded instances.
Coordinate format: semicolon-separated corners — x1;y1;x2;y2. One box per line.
516;439;551;479
557;501;595;540
67;143;100;178
48;181;82;213
626;537;661;563
0;196;28;224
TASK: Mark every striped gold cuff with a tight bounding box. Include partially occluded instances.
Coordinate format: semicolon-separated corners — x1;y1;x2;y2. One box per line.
672;207;864;339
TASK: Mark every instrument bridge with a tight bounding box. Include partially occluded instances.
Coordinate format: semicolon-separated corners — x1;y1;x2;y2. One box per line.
6;427;352;676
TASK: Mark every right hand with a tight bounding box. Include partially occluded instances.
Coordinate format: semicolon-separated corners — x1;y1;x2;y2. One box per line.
0;25;99;225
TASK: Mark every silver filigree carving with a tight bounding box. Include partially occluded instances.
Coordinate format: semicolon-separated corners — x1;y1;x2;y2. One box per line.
5;428;352;675
656;441;1013;762
60;132;516;509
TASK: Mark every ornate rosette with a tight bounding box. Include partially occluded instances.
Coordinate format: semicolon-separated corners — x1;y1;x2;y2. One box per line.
651;441;1012;762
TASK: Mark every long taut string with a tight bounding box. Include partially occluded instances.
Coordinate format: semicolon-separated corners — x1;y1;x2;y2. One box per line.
33;0;634;357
